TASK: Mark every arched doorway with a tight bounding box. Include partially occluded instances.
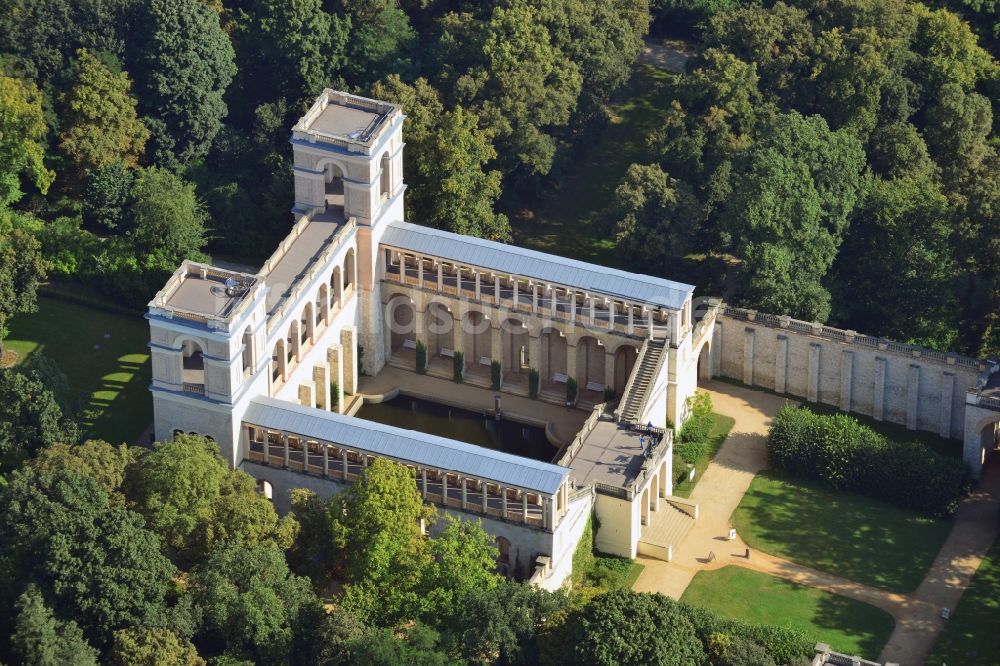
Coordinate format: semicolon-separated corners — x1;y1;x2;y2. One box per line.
181;340;205;392
325;162;345;217
462;310;490;380
540;328;568;393
425;302;452;371
576;336;606;398
387;296;415;355
613;344;639;394
502;317;529;388
380;151;391;201
697;342;712;381
272;339;285;384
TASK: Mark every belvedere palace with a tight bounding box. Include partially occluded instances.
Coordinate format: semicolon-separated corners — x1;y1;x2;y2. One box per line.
148;91;1000;588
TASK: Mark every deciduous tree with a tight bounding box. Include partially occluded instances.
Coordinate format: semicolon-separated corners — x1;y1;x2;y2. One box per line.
58;50;149;174
12;585;99;666
129;0;236;169
0;74;53;207
108;627;204;666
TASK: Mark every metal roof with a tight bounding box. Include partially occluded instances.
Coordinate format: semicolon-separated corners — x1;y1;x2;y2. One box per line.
381;221;695;310
244;397;570;495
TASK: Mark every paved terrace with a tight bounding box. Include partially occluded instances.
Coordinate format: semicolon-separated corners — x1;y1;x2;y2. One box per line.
261;215;345;315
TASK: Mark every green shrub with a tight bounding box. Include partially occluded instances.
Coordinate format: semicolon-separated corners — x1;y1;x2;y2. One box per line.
673;453;691;486
566;377;578;405
529;368;540;399
679;602;812;665
415;341;427;374
330;381;339;409
768;406;968;516
491;360;501;390
676;441;707;466
678;392;713;446
452;351;464;383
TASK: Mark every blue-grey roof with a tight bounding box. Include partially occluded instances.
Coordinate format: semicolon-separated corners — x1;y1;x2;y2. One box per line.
244;397;569;495
380;221;695;310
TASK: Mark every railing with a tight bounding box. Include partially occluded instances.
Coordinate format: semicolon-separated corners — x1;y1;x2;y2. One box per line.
723;305;985;370
555;403;607;467
630;340;667;427
973;392;1000;411
614;337;650;423
265;218;358;333
594;482;633;500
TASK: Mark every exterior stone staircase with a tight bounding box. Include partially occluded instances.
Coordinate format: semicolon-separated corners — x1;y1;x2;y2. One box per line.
617;337;666;424
637;500;695;561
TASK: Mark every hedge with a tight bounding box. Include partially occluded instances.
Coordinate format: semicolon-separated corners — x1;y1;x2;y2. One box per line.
678;602;813;665
768;406;968;516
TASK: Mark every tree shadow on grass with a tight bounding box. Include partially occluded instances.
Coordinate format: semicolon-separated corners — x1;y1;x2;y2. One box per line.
811;587;895;657
733;470;952;593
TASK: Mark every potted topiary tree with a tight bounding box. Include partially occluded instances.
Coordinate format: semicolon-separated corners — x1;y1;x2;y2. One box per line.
453;351;464;383
415;341;427;374
529;368;540;399
566;377;578;406
491;360;502;390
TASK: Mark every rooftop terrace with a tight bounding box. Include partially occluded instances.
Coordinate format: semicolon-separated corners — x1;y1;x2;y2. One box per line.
292;90;400;153
148;261;259;325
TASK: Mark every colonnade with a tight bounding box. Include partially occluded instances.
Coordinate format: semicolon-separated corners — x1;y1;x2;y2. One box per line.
243;425;568;531
383;249;683;342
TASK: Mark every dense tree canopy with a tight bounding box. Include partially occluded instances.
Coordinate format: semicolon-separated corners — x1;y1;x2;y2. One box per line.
58;50;149;174
0;75;53;207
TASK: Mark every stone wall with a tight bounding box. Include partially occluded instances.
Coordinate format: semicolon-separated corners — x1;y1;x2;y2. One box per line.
714;307;985;441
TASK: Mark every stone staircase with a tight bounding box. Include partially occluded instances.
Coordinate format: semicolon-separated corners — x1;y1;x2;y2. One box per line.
638;501;695;561
618;337;666;424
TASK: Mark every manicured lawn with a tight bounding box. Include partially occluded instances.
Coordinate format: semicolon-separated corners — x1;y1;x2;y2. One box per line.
673;412;735;498
5;293;152;444
928;538;1000;665
732;471;953;593
681;566;895;658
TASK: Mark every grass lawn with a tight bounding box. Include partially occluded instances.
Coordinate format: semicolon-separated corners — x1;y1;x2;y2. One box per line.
928;538;1000;665
732;471;953;593
5;293;152;444
673;412;736;498
681;566;895;658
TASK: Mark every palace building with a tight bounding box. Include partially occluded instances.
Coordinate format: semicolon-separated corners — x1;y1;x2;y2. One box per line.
147;90;999;589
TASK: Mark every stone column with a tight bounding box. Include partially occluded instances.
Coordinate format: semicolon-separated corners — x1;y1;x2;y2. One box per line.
494;275;500;305
341;448;349;480
417;256;424;288
513;279;519;309
566;340;578;383
340;327;358;394
607;300;615;330
532;284;538;313
461;477;468;509
263;431;270;464
907;364;920;430
522;492;529;524
491;325;502;364
604;350;616;392
840;350;853;412
939;371;955;439
475;271;481;300
452;311;465;375
627;304;634;335
807;343;821;403
282;434;290;469
873;357;887;421
501;486;509;519
313;364;330;411
322;444;329;477
529;332;542;378
742;327;755;386
328;345;345;413
298;383;314;408
400;253;407;283
588;296;595;325
481;482;489;513
774;335;787;394
550;286;558;318
302;442;309;473
421;468;428;498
